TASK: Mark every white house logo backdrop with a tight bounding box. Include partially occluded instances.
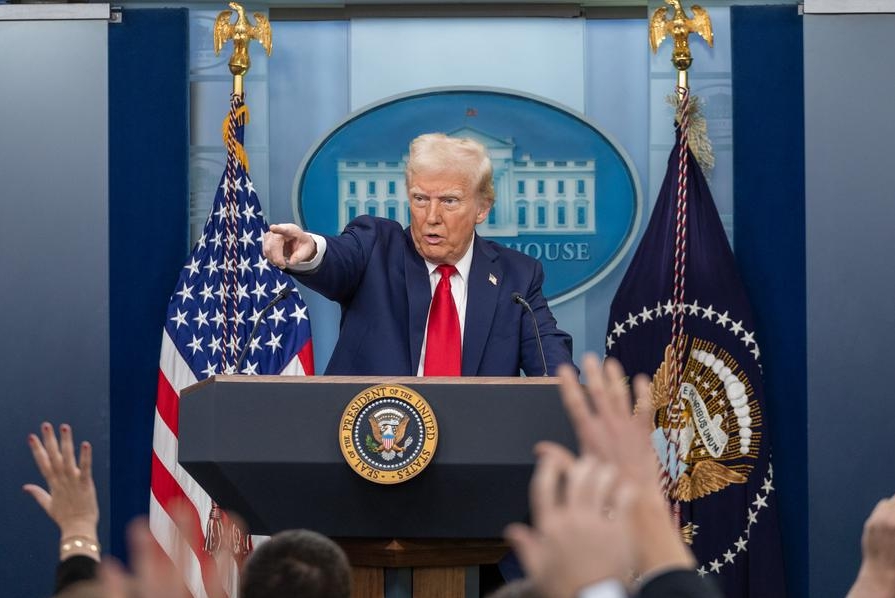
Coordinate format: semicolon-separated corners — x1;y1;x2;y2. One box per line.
293;88;641;304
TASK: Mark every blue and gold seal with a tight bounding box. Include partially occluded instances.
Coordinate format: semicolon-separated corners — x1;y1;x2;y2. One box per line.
339;384;438;484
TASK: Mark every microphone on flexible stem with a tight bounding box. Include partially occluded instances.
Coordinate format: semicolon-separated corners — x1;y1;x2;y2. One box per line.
512;291;548;377
233;287;293;374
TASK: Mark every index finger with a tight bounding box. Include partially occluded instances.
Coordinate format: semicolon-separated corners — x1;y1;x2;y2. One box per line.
529;454;564;529
261;227;286;268
602;358;633;420
581;354;609;415
533;441;576;468
268;223;303;237
27;433;53;481
557;363;600;456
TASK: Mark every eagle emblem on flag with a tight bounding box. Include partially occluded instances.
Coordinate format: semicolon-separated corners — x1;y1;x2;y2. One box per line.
645;341;753;502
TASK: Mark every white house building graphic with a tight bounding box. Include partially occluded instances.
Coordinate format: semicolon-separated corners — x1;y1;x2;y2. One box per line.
336;127;596;237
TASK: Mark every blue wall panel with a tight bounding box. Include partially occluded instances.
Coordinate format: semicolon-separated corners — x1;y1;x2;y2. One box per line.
0;18;110;597
804;13;895;598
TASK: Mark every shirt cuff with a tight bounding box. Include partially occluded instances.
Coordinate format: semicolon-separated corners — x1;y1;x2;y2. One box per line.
285;233;327;272
578;578;627;598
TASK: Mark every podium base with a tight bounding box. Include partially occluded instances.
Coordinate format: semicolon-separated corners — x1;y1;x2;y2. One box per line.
336;539;509;598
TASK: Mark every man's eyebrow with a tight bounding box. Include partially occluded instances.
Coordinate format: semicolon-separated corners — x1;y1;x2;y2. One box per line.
408;188;465;198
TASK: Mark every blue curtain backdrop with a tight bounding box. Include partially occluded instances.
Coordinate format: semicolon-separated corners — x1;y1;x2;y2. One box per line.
732;6;806;598
109;7;190;562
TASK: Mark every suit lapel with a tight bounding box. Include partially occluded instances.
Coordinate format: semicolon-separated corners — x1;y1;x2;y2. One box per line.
405;229;430;375
462;235;501;375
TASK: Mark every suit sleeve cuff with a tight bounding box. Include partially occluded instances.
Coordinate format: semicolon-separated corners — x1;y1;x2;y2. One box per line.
285;233;327;273
578;578;627;598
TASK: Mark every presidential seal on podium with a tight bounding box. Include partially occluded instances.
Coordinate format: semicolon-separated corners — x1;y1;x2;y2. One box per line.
338;384;439;484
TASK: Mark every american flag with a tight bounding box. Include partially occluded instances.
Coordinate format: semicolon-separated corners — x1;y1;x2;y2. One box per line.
150;94;314;598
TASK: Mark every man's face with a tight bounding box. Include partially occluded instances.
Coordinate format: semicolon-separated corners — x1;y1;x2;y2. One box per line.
408;171;490;265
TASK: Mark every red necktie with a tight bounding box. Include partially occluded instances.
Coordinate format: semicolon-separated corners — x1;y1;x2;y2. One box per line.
424;264;461;376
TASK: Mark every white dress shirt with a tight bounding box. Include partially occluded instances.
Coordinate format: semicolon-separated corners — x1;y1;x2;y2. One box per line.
578;579;627;598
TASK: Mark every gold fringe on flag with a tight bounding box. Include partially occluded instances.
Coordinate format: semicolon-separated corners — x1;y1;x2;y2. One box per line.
221;104;251;171
667;93;714;173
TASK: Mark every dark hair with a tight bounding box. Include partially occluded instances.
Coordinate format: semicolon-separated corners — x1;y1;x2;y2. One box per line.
240;530;351;598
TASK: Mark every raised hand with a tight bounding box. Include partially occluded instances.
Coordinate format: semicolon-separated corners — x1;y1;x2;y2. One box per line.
848;494;895;598
555;354;695;578
23;422;100;561
506;453;635;598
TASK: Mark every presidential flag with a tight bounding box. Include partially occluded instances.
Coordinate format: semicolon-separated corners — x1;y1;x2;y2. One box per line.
606;98;785;597
150;94;314;598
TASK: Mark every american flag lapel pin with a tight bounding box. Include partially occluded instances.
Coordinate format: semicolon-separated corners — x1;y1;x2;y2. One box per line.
489;273;497;286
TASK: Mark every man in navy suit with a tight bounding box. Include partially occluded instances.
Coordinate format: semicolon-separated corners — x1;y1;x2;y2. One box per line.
263;133;573;376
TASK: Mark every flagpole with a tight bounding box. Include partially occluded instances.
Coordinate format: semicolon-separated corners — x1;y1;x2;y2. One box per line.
203;0;276;562
677;70;688;99
647;0;714;512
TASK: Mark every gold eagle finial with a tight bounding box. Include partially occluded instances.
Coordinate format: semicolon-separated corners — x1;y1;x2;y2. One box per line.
649;0;713;75
213;2;272;93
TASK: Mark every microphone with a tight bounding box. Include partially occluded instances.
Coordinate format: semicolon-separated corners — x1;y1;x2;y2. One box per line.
512;292;548;377
234;286;293;374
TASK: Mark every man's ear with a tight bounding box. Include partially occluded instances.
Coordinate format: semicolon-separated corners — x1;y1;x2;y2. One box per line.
476;200;492;224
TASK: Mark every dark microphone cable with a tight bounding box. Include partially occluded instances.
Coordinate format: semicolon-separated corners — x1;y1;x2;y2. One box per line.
512;292;548;377
234;287;293;373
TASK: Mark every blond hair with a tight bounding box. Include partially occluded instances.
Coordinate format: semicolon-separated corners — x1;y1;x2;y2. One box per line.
405;133;495;206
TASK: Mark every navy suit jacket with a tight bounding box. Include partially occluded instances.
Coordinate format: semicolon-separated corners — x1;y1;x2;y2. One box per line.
293;216;573;376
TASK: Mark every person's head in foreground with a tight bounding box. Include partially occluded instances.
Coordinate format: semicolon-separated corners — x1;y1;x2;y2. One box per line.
239;529;351;598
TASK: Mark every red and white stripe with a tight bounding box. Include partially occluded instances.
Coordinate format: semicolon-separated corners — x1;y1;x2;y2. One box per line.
150;330;313;598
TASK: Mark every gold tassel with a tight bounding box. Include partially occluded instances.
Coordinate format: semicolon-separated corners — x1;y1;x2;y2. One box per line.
233;144;250;172
220;105;252;172
229;521;252;559
667;93;715;174
234;104;249;127
204;503;224;554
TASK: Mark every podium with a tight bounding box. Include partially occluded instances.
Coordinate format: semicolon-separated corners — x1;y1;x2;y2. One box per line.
179;376;576;597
